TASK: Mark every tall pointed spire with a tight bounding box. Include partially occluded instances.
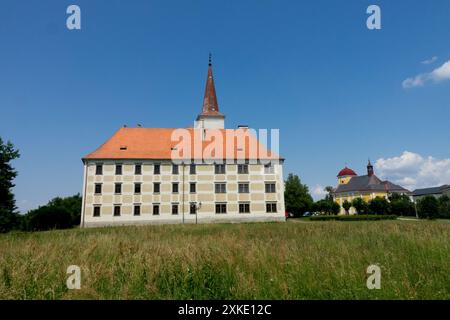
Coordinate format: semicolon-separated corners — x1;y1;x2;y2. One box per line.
197;54;224;119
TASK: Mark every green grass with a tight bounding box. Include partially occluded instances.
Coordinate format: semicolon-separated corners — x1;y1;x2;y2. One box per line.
309;214;398;221
0;220;449;299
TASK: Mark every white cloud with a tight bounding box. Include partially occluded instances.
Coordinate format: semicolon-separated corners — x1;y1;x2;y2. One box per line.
375;151;450;191
402;74;427;88
421;56;438;65
311;184;328;200
431;60;450;81
402;60;450;88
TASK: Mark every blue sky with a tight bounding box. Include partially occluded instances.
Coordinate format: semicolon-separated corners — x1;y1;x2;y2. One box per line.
1;0;450;212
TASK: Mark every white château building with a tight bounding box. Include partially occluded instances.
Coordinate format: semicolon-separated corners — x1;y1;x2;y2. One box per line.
80;59;285;227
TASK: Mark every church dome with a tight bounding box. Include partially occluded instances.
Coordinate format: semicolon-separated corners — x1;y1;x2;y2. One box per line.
337;167;357;177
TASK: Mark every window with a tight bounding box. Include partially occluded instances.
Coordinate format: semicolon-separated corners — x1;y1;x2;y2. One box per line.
114;183;122;194
190;164;196;174
172;164;179;174
215;183;226;193
134;205;141;216
154;164;160;175
94;183;102;195
239;203;250;214
95;164;103;175
238;183;249;193
215;164;226;174
172;183;179;193
115;164;122;175
93;206;101;217
264;163;274;174
190;203;197;214
153;182;160;194
134;183;141;194
172;204;179;215
153;204;160;215
114;205;121;216
215;203;227;214
135;164;142;175
238;164;248;174
266;202;277;213
190;183;196;193
265;183;276;193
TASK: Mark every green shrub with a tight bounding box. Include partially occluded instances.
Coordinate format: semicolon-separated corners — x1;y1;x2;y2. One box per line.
438;195;450;219
389;194;415;216
417;196;439;219
351;198;369;215
368;197;390;215
310;215;397;221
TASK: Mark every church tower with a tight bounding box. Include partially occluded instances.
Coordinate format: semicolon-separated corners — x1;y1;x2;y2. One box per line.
337;166;357;185
195;54;225;129
367;160;374;176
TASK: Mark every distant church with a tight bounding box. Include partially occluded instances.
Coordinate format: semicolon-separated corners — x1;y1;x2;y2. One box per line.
80;58;285;227
333;161;410;214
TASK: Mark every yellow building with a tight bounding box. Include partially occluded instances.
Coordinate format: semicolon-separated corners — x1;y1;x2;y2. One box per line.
333;161;409;215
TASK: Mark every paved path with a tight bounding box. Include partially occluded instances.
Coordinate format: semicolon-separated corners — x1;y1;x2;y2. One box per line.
398;217;420;221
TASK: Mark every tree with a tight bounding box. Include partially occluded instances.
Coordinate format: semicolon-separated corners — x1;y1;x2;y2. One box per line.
437;195;450;219
23;206;73;231
368;197;390;215
21;194;82;231
417;196;439;219
324;186;334;201
314;199;330;215
352;197;368;215
342;200;352;215
47;194;82;225
284;173;313;217
314;199;340;215
389;193;414;217
0;137;20;233
330;201;340;215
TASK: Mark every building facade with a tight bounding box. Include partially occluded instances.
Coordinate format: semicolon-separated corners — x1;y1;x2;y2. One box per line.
80;60;285;227
333;161;410;215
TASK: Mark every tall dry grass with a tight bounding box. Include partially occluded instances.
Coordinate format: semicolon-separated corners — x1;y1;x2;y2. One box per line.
0;221;448;299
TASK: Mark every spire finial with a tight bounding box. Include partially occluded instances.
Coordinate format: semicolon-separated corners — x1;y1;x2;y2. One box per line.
208;53;212;66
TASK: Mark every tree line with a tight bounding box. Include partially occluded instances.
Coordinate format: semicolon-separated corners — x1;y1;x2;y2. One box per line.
284;173;450;219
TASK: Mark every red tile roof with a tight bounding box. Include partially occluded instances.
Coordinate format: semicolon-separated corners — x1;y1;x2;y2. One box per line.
83;127;281;161
337;167;357;177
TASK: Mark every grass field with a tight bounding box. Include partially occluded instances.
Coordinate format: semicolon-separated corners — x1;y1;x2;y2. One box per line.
0;220;449;299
